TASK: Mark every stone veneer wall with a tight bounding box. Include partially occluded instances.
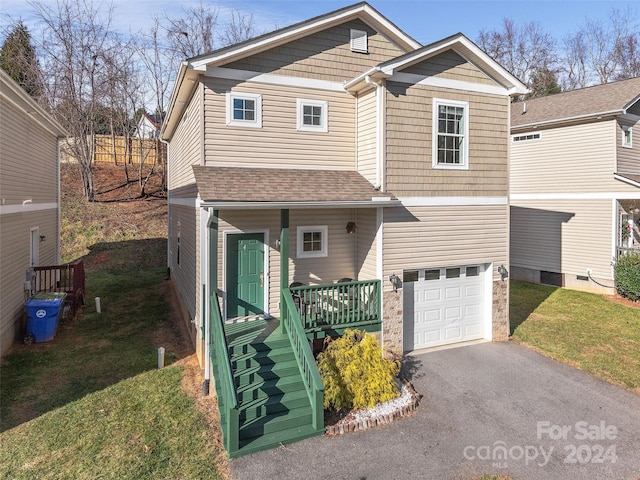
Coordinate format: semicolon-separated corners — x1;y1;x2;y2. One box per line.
382;279;510;357
382;290;403;357
492;280;509;341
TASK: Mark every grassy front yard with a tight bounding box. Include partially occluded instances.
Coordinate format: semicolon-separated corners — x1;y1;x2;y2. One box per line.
0;239;231;480
510;280;640;393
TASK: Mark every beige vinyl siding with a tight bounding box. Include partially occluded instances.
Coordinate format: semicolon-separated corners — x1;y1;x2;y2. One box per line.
222;20;406;82
511;120;639;194
617;119;640;175
510;199;615;281
402;51;495;86
385;81;509;196
383;204;508;285
356;88;377;183
167;85;202;197
0;100;58;204
355;208;378;280
170;204;198;323
203;79;355;169
1;92;60;356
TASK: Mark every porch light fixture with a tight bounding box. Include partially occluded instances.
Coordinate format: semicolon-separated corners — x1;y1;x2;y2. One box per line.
346;222;357;234
39;235;46;242
389;274;402;292
498;265;509;281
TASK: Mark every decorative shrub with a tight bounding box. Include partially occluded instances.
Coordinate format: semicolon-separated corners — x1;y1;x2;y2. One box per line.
614;252;640;301
317;329;400;410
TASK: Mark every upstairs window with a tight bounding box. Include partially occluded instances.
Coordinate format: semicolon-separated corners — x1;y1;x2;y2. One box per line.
350;29;368;53
622;125;632;148
297;99;328;132
432;98;469;170
226;92;262;128
513;133;541;142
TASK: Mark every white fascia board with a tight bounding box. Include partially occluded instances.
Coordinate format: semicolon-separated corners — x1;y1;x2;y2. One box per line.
190;4;419;71
206;66;346;92
390;72;508;96
199;200;401;209
512;192;640;201
614;174;640;189
398;196;508;207
161;63;201;141
512;110;622;132
169;196;198;207
623;94;640;113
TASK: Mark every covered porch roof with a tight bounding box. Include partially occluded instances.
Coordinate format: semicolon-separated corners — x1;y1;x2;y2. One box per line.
193;166;399;209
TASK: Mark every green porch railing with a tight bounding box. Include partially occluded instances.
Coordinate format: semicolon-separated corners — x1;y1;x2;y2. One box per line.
281;292;324;431
289;279;381;332
210;293;239;453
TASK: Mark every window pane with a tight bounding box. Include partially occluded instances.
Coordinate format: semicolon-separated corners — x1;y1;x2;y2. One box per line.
466;266;479;277
424;269;440;280
403;271;418;282
446;268;460;279
303;231;322;252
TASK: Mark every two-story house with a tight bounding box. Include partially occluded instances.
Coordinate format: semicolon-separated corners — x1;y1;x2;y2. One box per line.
510;77;640;294
161;2;527;457
0;70;67;356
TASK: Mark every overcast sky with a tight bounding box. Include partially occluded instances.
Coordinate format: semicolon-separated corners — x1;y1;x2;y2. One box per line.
1;0;638;47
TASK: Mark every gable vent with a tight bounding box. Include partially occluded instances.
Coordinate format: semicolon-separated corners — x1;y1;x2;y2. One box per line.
350;29;368;53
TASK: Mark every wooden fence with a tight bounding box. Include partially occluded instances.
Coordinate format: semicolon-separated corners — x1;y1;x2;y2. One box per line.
94;135;165;164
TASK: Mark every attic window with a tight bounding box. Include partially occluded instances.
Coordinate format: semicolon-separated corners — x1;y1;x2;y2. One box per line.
512;133;541;142
622;125;632;148
350;29;368;53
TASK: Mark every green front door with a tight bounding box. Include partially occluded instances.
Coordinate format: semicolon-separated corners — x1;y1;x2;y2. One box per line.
226;233;265;318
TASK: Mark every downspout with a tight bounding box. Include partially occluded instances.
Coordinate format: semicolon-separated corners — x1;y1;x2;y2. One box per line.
57;138;63;264
159;138;171;275
203;208;219;395
364;75;386;192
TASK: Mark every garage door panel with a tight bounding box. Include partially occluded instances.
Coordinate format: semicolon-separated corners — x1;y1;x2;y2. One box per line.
406;265;488;351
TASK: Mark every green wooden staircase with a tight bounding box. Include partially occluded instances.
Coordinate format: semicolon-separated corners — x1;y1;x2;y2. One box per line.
213;318;324;457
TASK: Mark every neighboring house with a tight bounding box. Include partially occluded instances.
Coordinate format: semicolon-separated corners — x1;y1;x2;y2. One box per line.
510;77;640;294
135;112;162;138
0;69;67;357
161;2;527;456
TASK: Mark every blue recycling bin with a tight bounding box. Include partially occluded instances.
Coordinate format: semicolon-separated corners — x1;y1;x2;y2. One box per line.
24;292;67;343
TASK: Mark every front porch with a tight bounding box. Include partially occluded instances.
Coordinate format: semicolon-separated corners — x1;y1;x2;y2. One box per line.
211;279;381;458
616;200;640;258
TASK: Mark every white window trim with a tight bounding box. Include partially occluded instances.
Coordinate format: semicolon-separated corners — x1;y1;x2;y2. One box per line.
296;99;328;133
226;91;262;128
350;29;368;53
622;125;632;148
432;98;469;170
296;225;328;258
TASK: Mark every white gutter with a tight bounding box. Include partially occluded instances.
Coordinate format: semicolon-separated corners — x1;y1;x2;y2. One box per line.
198;199;400;209
614;174;640;189
513;109;622;132
365;75;386;192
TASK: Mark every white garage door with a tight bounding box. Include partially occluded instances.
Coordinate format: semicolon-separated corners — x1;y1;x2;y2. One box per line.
403;265;486;350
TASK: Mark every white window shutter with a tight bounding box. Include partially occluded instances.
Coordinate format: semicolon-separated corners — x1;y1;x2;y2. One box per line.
350;29;368;53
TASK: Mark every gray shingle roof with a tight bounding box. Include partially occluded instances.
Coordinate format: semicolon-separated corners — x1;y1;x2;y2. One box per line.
511;77;640;129
192;166;396;204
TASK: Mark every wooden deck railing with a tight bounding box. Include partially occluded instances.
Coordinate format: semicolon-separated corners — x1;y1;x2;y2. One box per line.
281;292;324;431
210;292;239;453
33;260;85;318
289;279;381;333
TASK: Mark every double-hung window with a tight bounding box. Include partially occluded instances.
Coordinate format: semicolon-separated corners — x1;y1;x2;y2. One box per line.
226;92;262;127
297;99;328;132
296;225;328;258
432;98;469;169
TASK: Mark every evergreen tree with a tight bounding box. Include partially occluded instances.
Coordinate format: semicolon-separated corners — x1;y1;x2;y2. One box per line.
526;67;562;99
0;22;43;99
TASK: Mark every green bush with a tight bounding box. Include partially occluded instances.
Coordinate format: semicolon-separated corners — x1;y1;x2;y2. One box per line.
317;329;400;410
614;252;640;301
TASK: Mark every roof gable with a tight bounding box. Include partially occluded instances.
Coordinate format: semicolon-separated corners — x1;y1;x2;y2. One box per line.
189;2;420;71
511;77;640;130
344;33;528;96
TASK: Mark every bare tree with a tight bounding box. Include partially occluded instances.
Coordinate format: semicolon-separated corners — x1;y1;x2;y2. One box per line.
478;18;559;93
31;0;119;201
165;1;220;58
218;10;257;46
561;31;589;90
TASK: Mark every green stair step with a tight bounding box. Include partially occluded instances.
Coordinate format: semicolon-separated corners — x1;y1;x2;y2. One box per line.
237;376;305;403
231;424;323;458
239;405;313;439
228;335;291;355
231;345;295;370
234;359;301;386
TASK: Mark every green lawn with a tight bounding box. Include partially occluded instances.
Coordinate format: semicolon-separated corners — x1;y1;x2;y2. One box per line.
510;280;640;392
0;239;229;480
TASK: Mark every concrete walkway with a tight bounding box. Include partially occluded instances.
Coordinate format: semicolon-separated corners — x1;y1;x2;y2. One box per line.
231;342;640;480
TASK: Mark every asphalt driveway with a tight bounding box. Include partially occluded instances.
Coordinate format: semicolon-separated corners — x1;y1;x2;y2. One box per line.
230;341;640;480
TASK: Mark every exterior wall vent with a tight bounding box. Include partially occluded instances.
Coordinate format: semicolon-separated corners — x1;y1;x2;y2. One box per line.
350;29;368;53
